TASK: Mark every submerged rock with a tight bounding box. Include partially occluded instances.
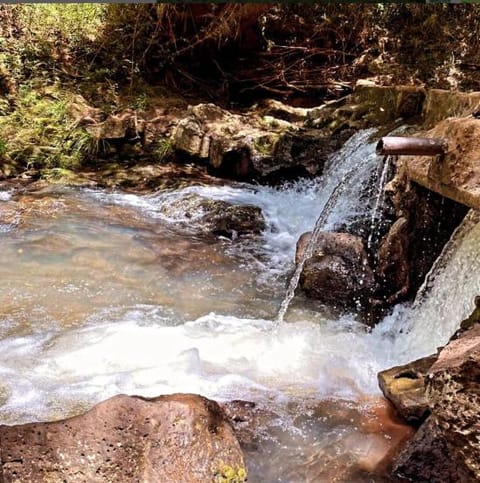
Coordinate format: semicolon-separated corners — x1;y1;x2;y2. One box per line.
0;393;246;483
159;193;265;240
296;231;376;311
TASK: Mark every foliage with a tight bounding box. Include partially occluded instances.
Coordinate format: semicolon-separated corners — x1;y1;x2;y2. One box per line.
0;4;105;86
1;3;480;174
0;84;97;171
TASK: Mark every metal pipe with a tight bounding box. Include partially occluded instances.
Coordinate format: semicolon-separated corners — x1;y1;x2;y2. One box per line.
376;136;448;156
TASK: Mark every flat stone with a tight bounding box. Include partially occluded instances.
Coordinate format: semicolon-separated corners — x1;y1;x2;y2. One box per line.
378;354;437;424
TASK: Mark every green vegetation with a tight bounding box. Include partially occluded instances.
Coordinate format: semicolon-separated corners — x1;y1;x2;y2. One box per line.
213;464;247;483
0;84;96;171
0;3;479;175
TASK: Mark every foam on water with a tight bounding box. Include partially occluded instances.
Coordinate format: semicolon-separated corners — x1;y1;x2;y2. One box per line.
90;129;377;277
0;191;12;201
0;311;390;423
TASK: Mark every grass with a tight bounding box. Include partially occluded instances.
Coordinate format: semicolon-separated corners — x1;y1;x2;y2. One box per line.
0;84;98;171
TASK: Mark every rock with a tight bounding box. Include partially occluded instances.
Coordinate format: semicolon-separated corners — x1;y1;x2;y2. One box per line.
0;202;19;228
378;354;437;424
404;117;480;210
0;393;246;483
382;169;468;304
307;84;426;131
86;110;139;140
375;217;410;304
92;162;223;193
68;95;105;126
393;416;461;483
173;103;347;180
422;89;480;128
426;322;480;481
159;193;265;239
221;400;278;452
257;99;310;123
296;231;376;310
389;307;480;482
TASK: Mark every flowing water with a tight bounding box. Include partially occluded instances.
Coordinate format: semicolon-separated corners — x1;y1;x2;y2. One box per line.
367;155;393;251
0;131;479;481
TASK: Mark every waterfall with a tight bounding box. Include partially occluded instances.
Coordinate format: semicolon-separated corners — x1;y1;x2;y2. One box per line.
276;169;357;323
366;155;393;251
377;212;480;362
413;209;480;308
276;129;381;322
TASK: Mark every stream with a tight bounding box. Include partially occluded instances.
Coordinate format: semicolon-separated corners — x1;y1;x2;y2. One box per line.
1;130;479;481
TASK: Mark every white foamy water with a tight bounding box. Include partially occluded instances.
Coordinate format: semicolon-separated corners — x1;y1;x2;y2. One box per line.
0;191;12;201
0;312;390;423
0;130;477;423
90;129;378;276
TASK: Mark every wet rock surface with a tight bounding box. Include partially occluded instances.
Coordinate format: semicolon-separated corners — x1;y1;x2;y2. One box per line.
159;193;265;240
375;169;469;307
388;306;480;482
0;393;246;483
296;231;376;311
378;355;436;424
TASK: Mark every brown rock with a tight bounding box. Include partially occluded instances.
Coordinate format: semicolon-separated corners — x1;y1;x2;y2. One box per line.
404;117;480;210
86;110;138;140
378;354;437;424
296;231;376;309
393;417;462;483
427;322;480;481
384;169;468;303
0;393;246;483
390;310;480;482
158;193;265;239
173;103;346;180
375;217;410;304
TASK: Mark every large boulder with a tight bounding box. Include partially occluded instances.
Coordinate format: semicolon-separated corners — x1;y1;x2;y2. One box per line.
393;417;461;483
404;117;480;210
426;322;480;481
296;231;376;310
376;169;468;306
0;393;246;483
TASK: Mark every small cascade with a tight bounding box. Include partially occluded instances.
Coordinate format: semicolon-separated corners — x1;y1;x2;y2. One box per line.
276;169;357;323
366;155;394;251
413;208;480;308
